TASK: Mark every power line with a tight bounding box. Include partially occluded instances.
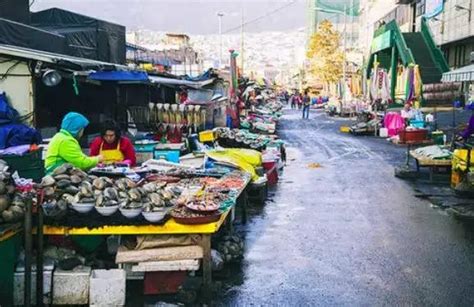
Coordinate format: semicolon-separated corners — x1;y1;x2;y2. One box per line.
222;1;298;34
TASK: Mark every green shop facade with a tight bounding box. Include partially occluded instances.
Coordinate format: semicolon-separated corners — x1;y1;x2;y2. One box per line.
367;18;449;103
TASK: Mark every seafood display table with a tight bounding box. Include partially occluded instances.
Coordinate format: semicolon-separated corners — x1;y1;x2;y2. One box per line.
39;176;250;298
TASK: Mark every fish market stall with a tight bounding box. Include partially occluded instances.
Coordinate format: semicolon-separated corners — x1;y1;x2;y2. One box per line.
31;163;251;302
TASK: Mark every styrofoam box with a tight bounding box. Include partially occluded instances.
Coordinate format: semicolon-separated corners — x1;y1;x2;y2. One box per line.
89;269;126;306
14;269;53;305
53;266;91;305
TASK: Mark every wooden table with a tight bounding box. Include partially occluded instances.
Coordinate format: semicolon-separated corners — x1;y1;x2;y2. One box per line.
409;150;452;181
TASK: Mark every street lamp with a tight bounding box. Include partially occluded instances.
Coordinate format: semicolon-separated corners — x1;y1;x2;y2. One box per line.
217;12;224;68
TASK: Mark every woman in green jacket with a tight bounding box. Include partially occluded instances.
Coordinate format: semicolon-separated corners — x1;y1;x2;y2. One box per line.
45;112;103;173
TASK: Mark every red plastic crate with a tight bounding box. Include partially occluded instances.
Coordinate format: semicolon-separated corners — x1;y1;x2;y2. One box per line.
143;271;187;295
263;160;278;185
398;129;427;143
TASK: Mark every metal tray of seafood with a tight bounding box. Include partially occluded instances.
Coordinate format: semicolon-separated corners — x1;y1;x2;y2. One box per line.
171;211;222;225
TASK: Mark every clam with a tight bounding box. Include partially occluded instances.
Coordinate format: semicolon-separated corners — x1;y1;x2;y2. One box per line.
88;175;98;181
104;187;118;201
44;187;55;197
149;193;163;206
56;179;72;189
143;202;153;212
10;205;24;215
80;197;95;204
70;175;82;185
94;189;102;197
127;201;143;209
73;193;82;204
65;185;79;195
0;195;10;212
62;194;75;204
80;182;93;197
161;190;173;201
115;179;127;191
137;187;147;196
2;210;14;222
0;181;6;194
6;185;15;195
143;182;157;193
93;178;106;190
125;178;136;189
54;174;70;181
103;177;114;187
52;163;73;176
81;181;93;189
104;200;118;207
128;189;142;202
96;194;104;207
41;175;56;187
71;169;88;179
118;191;128;199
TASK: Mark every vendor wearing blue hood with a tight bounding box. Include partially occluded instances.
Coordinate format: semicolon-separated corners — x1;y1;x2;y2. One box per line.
45;112;104;173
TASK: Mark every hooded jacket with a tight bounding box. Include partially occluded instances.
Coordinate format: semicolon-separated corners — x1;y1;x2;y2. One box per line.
45;112;99;173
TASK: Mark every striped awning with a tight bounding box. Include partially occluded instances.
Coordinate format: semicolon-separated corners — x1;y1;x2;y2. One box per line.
442;64;474;82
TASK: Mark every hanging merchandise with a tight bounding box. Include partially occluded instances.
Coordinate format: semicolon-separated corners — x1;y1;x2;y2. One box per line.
414;65;423;101
395;65;406;100
370;67;390;102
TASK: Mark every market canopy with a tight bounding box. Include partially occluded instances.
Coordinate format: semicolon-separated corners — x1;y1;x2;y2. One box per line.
442;64;474;82
88;71;149;82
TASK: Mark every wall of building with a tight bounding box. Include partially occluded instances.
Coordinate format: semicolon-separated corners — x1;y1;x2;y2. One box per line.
426;0;474;69
0;57;34;123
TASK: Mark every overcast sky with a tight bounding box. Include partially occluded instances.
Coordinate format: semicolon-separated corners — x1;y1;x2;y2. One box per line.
31;0;306;34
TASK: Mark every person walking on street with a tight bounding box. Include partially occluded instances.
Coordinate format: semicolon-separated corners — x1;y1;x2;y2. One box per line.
289;93;296;109
302;90;311;119
297;92;303;110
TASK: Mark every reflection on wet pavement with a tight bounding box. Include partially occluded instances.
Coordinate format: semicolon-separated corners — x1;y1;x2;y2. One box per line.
218;109;474;306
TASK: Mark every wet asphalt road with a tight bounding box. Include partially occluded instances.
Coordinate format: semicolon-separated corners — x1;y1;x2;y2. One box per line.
218;109;474;306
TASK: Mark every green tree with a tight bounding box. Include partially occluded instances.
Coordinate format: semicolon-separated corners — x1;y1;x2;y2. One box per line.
306;20;343;87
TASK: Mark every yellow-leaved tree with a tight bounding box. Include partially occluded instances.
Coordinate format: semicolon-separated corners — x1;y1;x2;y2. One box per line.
306;20;344;87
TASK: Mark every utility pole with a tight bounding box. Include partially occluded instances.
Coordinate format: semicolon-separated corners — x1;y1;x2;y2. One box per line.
342;4;347;112
240;7;244;75
217;12;224;69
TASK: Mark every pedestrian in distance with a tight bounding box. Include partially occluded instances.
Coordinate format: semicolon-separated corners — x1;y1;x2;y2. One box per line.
297;92;303;110
289;94;296;109
302;90;311;119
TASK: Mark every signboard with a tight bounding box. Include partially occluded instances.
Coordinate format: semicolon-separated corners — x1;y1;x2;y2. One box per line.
371;31;392;54
424;0;444;18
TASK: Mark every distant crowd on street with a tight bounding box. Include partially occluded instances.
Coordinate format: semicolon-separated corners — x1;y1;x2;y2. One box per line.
285;90;325;119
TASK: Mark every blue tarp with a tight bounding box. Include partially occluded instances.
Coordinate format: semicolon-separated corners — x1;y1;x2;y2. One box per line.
183;68;214;82
88;71;149;81
0;92;42;149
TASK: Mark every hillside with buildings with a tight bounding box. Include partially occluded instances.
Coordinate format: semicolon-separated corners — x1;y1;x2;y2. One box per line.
126;28;306;85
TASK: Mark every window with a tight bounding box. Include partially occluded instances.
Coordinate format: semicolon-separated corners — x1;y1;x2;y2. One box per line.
443;48;450;65
416;0;426;17
454;45;467;68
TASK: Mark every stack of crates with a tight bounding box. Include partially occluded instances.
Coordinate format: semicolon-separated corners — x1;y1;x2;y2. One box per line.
134;141;158;165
